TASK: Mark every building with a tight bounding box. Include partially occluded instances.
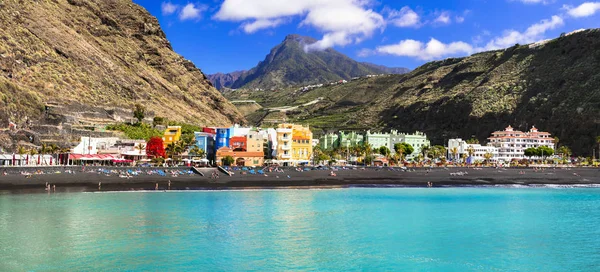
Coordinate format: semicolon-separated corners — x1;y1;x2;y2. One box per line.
365;130;430;158
319;133;338;150
365;130;390;150
447;139;499;163
338;131;364;149
72;137;120;155
216;147;264;167
487;125;555;161
162;126;182;147
392;131;430;158
276;123;312;166
246;129;265;153
194;131;216;161
215;128;232;150
230;136;247;151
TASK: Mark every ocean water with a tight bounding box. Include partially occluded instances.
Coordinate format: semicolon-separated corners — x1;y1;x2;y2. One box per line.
1;188;600;271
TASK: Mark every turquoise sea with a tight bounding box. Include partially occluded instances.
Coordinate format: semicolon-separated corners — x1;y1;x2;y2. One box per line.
1;187;600;271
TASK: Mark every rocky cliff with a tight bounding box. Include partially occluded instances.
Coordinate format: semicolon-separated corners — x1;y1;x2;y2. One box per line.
0;0;245;139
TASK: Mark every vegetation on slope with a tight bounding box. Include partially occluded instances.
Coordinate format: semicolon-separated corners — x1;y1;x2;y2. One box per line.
229;30;600;156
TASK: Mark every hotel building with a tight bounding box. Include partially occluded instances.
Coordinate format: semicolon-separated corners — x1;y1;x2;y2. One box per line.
487;125;555;161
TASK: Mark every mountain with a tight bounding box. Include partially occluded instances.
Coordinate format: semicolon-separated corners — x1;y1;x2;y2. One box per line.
360;63;410;75
230;29;600;156
211;34;408;90
0;0;245;138
207;70;245;90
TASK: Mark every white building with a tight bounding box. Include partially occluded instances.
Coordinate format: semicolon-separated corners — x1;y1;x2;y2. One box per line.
487;125;555;162
447;139;499;163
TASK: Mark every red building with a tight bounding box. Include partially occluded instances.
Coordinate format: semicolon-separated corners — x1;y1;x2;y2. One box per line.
230;136;247;151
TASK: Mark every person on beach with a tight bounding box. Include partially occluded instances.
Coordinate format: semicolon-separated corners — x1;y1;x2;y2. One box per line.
53;184;56;192
155;183;159;190
168;180;171;190
98;182;101;190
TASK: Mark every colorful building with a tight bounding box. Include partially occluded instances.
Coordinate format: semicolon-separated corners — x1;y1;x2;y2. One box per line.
319;133;338;150
365;130;430;158
338;131;364;149
487;125;555;162
230;136;247;151
215;128;232;150
194;131;215;161
365;130;390;150
276;123;312;166
162;126;182;147
216;147;264;167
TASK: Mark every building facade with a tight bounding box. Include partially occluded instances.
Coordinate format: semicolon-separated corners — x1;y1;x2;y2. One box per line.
448;138;499;163
338;131;364;149
194;131;215;161
365;130;390;150
366;130;430;158
162;126;182;148
276;123;312;166
319;133;338;150
487;125;555;161
215;128;232;150
216;147;264;167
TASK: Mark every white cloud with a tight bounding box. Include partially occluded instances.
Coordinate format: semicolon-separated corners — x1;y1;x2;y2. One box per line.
384;6;420;28
161;2;178;16
179;3;206;21
564;2;600;17
375;38;474;60
366;15;564;61
214;0;385;50
455;16;465;23
484;15;564;49
242;19;284;33
433;11;451;25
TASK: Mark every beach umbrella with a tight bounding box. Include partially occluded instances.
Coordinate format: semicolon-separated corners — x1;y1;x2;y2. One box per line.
50;156;53;165
26;154;29;165
37;155;41;165
12;153;15;166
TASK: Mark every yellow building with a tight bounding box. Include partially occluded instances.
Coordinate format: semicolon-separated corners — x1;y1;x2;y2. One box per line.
162;126;182;147
276;123;312;166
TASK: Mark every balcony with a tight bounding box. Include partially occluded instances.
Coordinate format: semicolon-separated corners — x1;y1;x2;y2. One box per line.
277;128;292;133
280;154;292;159
281;145;291;150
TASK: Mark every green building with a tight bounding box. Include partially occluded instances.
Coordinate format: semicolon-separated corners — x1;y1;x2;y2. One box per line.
319;131;364;150
366;130;430;158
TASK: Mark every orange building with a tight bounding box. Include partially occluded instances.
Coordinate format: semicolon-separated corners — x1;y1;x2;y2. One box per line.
230;136;247;151
216;147;264;167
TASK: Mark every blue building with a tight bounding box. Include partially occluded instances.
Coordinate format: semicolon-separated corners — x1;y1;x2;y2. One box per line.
216;128;232;150
194;132;216;161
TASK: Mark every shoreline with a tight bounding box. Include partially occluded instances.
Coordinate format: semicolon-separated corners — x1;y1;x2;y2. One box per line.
1;166;599;194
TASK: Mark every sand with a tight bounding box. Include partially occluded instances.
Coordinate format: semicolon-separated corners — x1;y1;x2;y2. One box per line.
0;165;599;193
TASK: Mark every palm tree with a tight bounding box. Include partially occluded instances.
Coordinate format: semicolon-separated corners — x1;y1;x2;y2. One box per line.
467;146;475;157
49;144;59;165
421;145;431;159
135;143;146;154
450;147;459;162
165;142;176;161
483;152;493;166
189;146;205;159
38;143;48;165
17;146;26;166
596;136;600;161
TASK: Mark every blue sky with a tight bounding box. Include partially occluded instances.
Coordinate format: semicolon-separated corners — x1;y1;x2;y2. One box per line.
132;0;600;74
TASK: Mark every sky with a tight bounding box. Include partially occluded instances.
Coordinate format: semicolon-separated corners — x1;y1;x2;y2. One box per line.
132;0;600;74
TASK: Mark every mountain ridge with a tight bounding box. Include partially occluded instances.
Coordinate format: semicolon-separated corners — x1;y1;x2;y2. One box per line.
208;34;409;90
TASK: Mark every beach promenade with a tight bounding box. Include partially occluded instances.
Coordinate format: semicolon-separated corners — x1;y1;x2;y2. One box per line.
0;166;599;193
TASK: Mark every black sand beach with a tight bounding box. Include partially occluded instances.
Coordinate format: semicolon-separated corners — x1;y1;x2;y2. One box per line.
1;166;599;193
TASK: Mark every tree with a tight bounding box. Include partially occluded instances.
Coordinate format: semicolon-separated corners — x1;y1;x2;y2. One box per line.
133;104;145;123
153;116;165;127
433;145;446;160
556;146;570;159
221;155;235;166
596;136;600;161
146;137;166;158
538;146;554;157
466;138;479;144
181;133;196;151
466;146;475;157
378;146;391;158
524;147;538;158
394;142;414;162
421;145;430;159
483;152;493;165
450;147;459;162
189;146;206;158
135;143;146;154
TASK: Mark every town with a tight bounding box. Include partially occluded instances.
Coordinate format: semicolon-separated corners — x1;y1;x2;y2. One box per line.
1;121;590;168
